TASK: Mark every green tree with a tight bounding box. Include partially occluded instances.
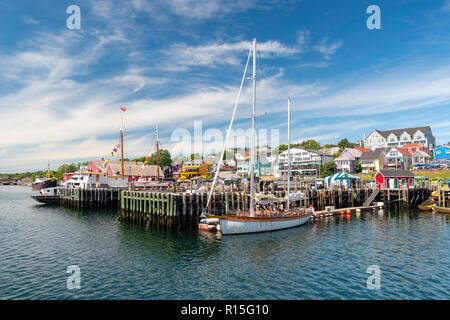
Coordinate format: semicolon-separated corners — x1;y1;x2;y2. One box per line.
133;150;172;168
149;149;172;168
300;139;320;150
338;138;354;149
355;160;362;173
320;161;337;178
274;144;297;153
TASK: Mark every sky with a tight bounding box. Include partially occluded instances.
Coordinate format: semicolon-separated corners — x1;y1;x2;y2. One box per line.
1;0;450;172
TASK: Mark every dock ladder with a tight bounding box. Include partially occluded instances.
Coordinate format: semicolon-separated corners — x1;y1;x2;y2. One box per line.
363;189;380;207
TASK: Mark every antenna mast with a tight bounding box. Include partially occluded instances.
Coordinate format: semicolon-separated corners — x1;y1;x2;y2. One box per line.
250;38;256;217
156;125;160;183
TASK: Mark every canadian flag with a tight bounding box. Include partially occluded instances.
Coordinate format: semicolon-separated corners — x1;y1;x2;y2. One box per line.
120;106;127;112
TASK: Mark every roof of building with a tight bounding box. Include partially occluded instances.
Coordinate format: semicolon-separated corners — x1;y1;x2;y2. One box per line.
109;162;163;177
335;148;362;160
89;160;163;177
377;169;415;178
355;146;370;152
281;147;335;157
396;148;413;157
411;150;431;157
360;149;384;160
373;126;431;139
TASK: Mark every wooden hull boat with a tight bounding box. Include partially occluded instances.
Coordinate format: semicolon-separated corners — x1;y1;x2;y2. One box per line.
213;214;311;235
432;206;450;214
418;204;433;211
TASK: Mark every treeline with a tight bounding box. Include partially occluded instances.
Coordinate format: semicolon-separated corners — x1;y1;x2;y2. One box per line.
0;162;89;181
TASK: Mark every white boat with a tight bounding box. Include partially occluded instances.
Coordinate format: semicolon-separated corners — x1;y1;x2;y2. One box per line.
63;173;128;189
218;215;311;235
204;39;311;235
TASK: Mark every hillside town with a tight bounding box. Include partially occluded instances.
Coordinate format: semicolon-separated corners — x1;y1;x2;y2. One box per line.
2;125;449;190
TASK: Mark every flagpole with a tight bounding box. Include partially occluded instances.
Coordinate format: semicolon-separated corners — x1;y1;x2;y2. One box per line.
121;109;124;177
156;125;160;183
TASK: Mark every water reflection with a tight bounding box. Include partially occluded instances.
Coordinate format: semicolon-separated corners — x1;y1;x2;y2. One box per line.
2;186;449;299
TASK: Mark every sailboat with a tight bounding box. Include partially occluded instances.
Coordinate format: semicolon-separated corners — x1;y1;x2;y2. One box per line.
204;39;312;235
134;125;170;189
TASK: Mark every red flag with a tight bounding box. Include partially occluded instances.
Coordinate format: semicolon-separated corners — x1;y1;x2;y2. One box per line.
121;107;127;112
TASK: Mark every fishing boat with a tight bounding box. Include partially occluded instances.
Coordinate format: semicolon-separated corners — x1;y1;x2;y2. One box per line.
32;163;58;191
203;39;312;235
63;172;128;188
432;205;450;214
30;185;60;204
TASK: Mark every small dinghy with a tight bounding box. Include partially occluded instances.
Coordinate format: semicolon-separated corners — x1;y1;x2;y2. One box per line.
418;198;435;211
432;206;450;214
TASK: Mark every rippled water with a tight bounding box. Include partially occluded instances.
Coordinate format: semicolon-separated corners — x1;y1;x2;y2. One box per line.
0;185;448;299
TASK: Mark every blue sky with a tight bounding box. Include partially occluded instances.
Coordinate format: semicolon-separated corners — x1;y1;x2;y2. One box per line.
1;0;450;172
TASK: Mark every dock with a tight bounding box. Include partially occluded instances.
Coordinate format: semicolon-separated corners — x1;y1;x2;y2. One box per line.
58;186;436;230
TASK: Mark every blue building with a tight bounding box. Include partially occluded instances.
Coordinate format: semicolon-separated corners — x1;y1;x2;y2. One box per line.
434;145;450;161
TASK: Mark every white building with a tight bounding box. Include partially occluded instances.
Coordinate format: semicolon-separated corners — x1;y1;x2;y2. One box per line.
365;126;435;151
278;147;334;177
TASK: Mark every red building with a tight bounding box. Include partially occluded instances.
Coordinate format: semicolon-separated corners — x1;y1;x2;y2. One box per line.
86;160;163;181
375;169;415;189
397;143;428;155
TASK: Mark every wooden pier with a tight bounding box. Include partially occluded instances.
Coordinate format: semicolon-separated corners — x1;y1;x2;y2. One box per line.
59;186;434;230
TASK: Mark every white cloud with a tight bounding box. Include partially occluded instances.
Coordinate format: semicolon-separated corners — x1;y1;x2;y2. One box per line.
312;38;343;59
442;0;450;12
160;40;301;71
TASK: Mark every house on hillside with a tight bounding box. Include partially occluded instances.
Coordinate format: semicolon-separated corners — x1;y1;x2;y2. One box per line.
384;147;412;170
411;150;431;166
320;145;340;156
236;157;272;177
21;177;32;185
365;126;436;151
333;148;362;173
375;169;415;189
434;145;450;162
360;149;385;172
278;147;334;177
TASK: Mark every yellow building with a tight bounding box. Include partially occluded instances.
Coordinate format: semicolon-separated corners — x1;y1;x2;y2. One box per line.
360;149;385;172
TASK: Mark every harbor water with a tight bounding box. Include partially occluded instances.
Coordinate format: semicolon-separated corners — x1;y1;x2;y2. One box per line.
0;185;448;299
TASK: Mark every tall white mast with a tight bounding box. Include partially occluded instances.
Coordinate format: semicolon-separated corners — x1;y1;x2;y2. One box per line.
287;96;291;211
250;38;256;217
204;43;253;214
